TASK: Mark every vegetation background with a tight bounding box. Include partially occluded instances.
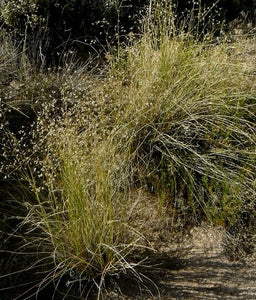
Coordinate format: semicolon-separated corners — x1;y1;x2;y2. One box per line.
0;0;256;299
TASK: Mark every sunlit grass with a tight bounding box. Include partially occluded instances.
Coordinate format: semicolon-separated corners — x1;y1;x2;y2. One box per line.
0;1;256;298
105;30;255;224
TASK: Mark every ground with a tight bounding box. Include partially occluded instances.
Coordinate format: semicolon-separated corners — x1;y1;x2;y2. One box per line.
104;226;256;300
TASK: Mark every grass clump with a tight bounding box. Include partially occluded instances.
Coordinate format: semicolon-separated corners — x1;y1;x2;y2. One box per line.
25;135;140;298
0;66;146;298
105;3;256;228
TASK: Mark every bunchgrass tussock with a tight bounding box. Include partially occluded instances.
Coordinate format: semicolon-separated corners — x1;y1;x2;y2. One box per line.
105;1;256;228
14;102;147;298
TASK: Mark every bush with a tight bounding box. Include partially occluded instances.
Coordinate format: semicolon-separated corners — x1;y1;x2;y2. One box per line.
0;0;149;66
1;0;255;67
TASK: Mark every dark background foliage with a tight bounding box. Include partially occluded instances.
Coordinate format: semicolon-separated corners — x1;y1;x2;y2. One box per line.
0;0;255;65
177;0;256;21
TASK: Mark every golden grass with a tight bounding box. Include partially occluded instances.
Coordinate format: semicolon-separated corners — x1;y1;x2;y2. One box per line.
1;1;256;298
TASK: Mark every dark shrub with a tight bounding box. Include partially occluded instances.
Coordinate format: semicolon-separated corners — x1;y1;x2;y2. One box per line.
0;0;255;66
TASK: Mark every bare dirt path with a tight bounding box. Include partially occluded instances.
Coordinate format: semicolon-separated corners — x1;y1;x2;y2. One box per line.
157;229;256;300
106;226;256;300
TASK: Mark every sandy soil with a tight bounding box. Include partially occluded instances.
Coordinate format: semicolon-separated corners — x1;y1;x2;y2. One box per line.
105;226;256;300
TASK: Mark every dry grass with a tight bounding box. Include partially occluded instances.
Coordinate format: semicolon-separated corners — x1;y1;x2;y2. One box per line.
0;1;256;298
